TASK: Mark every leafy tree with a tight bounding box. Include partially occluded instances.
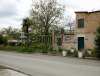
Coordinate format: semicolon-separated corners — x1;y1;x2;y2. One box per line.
0;34;4;44
30;0;65;35
0;34;7;46
94;25;100;59
22;18;33;34
0;26;20;39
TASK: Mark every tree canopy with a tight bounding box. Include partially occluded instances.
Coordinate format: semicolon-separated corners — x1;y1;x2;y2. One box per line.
22;18;33;33
0;26;20;39
30;0;65;35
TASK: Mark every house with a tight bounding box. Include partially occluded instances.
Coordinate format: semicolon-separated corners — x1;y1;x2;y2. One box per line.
53;10;100;51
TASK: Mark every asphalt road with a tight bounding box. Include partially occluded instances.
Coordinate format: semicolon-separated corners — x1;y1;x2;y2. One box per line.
0;51;100;76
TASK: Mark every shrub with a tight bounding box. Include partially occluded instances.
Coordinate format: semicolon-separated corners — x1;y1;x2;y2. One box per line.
67;50;72;55
42;51;48;54
94;25;100;59
0;34;5;44
73;51;78;57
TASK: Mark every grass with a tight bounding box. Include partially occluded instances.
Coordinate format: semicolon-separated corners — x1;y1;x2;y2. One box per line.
0;43;50;53
0;46;24;52
0;65;5;69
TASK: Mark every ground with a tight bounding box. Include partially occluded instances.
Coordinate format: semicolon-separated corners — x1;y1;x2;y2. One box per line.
0;51;100;76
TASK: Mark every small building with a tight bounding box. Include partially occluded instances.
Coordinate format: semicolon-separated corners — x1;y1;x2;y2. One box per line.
8;40;19;46
53;10;100;51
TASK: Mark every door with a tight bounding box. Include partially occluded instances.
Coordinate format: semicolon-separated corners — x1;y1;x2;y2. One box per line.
78;37;84;50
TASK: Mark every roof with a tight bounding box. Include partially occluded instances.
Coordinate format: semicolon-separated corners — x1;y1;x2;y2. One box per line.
8;40;19;43
75;10;100;13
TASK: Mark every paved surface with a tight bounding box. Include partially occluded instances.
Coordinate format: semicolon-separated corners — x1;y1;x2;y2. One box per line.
0;69;28;76
0;51;100;76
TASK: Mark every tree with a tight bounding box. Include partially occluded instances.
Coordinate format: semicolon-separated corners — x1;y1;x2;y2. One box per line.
0;26;20;39
30;0;65;35
65;16;75;33
22;18;33;34
0;34;4;44
94;25;100;59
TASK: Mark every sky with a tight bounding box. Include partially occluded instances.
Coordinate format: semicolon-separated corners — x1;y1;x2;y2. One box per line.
0;0;100;30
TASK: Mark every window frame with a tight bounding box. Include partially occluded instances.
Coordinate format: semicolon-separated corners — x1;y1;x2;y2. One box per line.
78;18;84;28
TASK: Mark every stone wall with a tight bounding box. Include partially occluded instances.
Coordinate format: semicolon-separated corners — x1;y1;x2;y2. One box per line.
52;33;95;51
52;34;78;51
75;12;100;34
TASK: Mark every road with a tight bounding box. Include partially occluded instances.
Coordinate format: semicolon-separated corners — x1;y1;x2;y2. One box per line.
0;51;100;76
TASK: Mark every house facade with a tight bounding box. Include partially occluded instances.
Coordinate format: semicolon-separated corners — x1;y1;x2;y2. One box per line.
53;11;100;51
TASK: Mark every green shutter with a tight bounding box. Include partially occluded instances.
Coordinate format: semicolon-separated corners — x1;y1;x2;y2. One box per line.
57;38;62;45
78;18;84;28
78;19;81;28
81;18;84;28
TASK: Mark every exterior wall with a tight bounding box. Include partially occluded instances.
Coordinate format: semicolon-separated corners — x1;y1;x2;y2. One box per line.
52;34;78;51
75;11;100;50
53;11;100;51
76;33;95;50
75;12;100;34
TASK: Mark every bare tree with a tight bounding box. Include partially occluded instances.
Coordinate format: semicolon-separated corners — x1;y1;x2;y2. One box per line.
64;16;76;33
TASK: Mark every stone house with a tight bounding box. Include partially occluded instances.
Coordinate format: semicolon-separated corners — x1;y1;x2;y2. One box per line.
53;10;100;51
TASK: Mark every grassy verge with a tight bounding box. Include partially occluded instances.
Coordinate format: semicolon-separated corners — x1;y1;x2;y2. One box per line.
0;65;5;70
0;46;24;52
0;45;49;53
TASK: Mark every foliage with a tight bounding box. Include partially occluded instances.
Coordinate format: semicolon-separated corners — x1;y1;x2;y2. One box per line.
78;50;83;52
30;0;65;35
22;18;33;33
67;50;72;55
0;34;4;44
50;51;58;54
73;51;78;57
0;46;24;52
0;65;5;69
0;26;20;39
94;25;100;59
42;50;48;54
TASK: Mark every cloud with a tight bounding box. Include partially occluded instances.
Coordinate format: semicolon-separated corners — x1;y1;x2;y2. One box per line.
0;0;18;18
0;0;32;30
0;0;100;30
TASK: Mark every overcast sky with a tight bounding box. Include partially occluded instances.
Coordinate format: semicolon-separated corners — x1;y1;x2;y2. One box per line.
0;0;100;30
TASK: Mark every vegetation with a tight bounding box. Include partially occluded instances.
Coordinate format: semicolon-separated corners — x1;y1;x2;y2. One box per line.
67;50;73;55
0;34;4;44
30;0;65;35
0;34;7;46
22;18;33;33
94;25;100;59
0;65;5;69
0;26;20;39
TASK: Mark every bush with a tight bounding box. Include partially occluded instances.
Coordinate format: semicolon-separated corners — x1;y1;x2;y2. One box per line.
0;34;5;45
94;25;100;59
67;50;72;55
42;51;48;54
73;51;78;57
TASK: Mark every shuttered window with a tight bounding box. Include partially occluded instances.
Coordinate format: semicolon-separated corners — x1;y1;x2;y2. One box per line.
78;18;84;28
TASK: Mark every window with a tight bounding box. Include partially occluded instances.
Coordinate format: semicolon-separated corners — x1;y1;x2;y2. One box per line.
78;18;84;28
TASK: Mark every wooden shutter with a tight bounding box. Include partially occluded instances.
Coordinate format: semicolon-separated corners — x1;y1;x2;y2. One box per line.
81;18;84;28
78;18;84;28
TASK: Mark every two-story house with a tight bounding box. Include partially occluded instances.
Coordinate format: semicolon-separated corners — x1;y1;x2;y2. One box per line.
53;10;100;51
75;10;100;50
